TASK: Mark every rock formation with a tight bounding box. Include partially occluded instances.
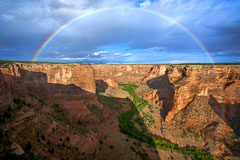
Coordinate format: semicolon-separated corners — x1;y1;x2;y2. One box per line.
93;64;240;123
0;63;96;94
1;62;240;159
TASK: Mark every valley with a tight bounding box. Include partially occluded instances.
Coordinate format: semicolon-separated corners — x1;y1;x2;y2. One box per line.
0;62;240;160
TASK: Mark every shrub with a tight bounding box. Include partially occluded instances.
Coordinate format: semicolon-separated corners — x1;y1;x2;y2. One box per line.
66;137;70;141
118;83;213;160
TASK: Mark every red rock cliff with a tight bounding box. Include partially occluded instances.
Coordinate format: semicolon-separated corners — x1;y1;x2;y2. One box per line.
0;63;96;96
93;64;240;124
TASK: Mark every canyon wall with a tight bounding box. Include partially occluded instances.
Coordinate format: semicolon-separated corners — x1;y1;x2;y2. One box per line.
0;63;96;106
0;63;96;94
93;64;154;85
1;62;240;159
93;64;186;84
93;64;240;124
1;63;240;130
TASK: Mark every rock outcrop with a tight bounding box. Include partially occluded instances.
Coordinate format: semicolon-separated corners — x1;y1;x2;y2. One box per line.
93;64;240;157
1;62;240;159
0;63;96;95
93;64;240;124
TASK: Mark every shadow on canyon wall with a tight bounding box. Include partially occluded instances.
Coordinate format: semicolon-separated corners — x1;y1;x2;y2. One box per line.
208;95;240;137
96;80;108;93
146;73;175;120
208;95;240;155
0;68;160;160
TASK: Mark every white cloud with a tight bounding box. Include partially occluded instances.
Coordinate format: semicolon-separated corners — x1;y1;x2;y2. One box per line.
92;50;108;56
113;52;121;56
1;14;14;21
169;60;188;64
123;53;132;57
1;0;239;63
139;1;151;8
106;62;120;64
61;57;88;61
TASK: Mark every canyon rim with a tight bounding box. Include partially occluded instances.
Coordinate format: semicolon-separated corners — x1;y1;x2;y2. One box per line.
0;62;239;160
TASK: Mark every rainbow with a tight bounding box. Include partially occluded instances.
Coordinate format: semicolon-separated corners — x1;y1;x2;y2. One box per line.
33;7;214;63
32;7;227;137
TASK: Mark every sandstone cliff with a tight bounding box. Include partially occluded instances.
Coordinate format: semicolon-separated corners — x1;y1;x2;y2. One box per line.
1;63;240;159
93;64;240;123
0;63;96;96
93;64;240;158
1;62;162;160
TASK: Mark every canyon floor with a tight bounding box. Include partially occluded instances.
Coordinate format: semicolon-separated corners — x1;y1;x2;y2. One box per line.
0;62;240;160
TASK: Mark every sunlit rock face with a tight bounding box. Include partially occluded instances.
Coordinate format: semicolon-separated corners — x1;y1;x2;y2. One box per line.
1;63;240;159
93;64;155;84
94;64;240;158
93;64;240;126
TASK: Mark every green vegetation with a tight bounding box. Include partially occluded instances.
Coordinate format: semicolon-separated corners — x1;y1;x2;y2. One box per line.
0;98;34;124
130;146;150;160
0;131;48;160
51;103;64;121
119;83;148;111
97;95;122;111
50;103;86;135
142;112;155;127
148;105;153;110
87;104;104;122
0;150;49;160
130;146;136;152
28;91;46;106
118;83;214;160
66;137;70;142
134;118;144;127
136;151;149;160
0;129;12;148
13;98;33;108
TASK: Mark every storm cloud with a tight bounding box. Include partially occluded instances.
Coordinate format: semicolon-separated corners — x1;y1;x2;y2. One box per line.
0;0;239;63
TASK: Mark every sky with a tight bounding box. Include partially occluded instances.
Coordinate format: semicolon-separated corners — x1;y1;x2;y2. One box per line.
0;0;239;64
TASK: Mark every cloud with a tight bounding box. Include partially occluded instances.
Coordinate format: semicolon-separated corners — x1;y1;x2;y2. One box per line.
0;0;239;63
211;50;240;57
170;60;187;64
139;1;152;8
113;52;121;56
61;57;88;61
123;53;132;57
1;14;14;21
92;50;108;56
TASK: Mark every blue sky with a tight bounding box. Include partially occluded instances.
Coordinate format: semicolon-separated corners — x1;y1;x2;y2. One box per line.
0;0;239;64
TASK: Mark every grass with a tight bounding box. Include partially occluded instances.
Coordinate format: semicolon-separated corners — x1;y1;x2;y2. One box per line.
118;83;214;160
119;83;148;111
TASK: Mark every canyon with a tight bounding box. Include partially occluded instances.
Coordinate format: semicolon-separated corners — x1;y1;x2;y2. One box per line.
0;62;240;160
